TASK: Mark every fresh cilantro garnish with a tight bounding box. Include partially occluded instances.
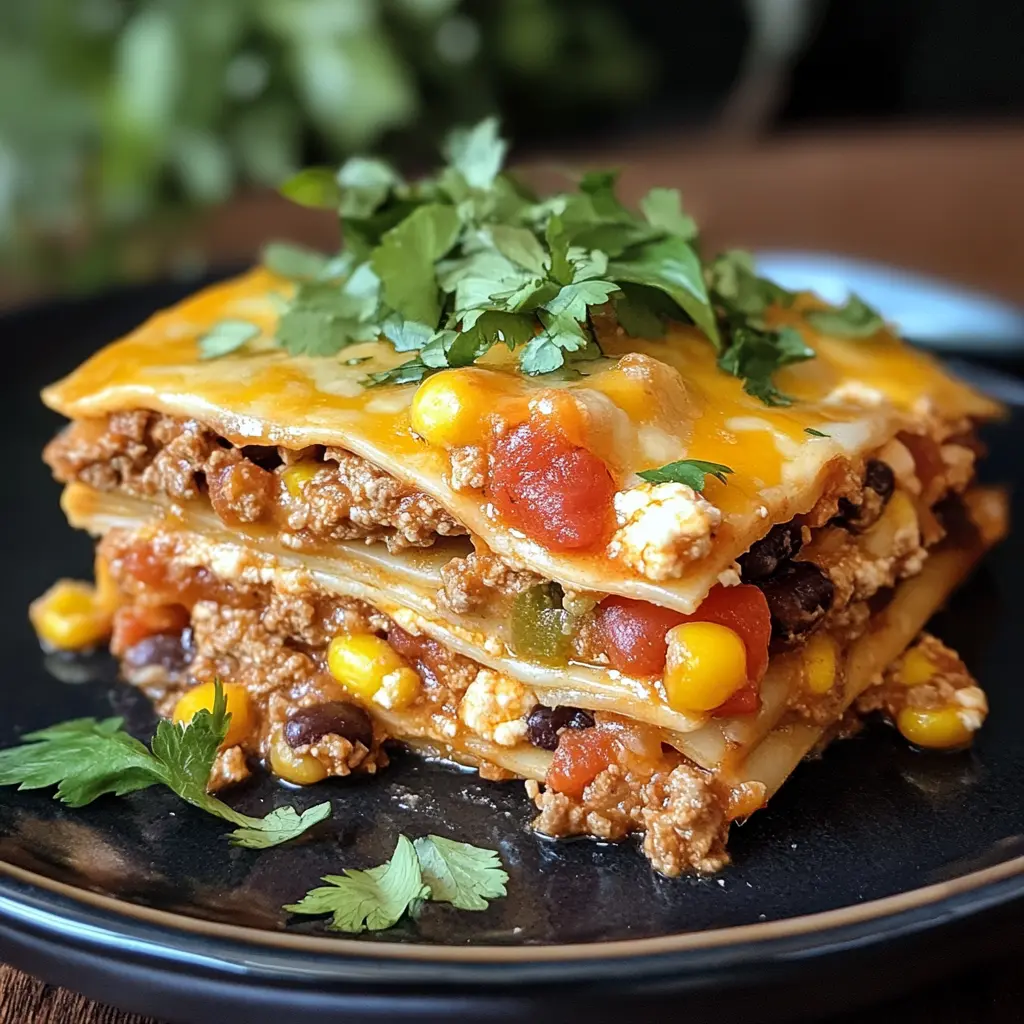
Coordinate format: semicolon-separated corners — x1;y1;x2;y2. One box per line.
261;242;332;281
706;250;813;405
717;324;815;407
285;834;508;933
637;459;733;491
197;119;888;408
221;117;715;380
805;294;885;338
804;427;830;438
198;319;261;360
0;682;330;849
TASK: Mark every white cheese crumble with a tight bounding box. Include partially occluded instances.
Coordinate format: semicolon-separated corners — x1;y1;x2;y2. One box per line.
607;481;721;581
823;381;887;408
458;669;537;747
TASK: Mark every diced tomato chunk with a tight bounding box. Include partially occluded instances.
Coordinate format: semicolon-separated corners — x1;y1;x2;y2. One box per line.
594;596;685;676
545;727;620;799
111;604;190;656
711;681;761;718
488;422;615;551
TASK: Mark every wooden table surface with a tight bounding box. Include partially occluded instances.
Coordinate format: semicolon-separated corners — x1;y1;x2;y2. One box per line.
3;124;1024;1024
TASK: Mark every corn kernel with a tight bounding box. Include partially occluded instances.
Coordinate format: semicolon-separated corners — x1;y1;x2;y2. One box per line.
327;633;418;701
899;646;936;687
172;681;255;749
373;666;422;710
30;580;113;651
804;633;838;695
269;728;328;785
409;369;488;449
897;706;973;750
664;621;748;713
282;462;320;498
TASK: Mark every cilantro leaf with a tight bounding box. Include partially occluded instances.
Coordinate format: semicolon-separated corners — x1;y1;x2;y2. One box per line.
487;224;548;276
609;237;720;347
0;718;160;806
413;835;509;911
371;203;461;326
198;320;261;360
336;157;400;219
637;459;733;491
542;279;619;322
285;835;430;933
719;325;814;406
382;317;435;353
805;427;830;438
708;249;795;319
443;116;507;191
612;293;664;338
448;310;535;367
227;803;333;850
275;267;382;356
519;312;594;375
0;681;330;849
363;358;435;387
280;167;342;209
262;242;331;282
805;294;885;338
284;835;508;932
639;187;697;241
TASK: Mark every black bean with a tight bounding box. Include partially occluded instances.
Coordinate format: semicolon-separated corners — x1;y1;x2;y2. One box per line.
835;459;896;532
739;520;803;582
864;459;895;500
122;632;191;673
240;444;284;472
756;561;835;644
526;705;595;751
285;701;373;750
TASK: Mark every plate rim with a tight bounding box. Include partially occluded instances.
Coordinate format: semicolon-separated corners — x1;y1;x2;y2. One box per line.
1;854;1021;979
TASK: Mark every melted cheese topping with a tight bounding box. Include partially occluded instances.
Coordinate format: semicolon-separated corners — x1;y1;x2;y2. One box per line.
43;268;1001;612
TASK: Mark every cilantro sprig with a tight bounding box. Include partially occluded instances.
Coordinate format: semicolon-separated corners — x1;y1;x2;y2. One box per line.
285;834;508;933
0;682;330;849
201;118;886;407
637;459;733;491
706;250;815;406
202;117;716;383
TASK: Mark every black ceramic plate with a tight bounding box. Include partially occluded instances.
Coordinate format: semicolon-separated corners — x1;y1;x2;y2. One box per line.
1;280;1023;1024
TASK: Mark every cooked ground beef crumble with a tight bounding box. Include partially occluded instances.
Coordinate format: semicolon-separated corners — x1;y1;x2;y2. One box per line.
45;411;466;551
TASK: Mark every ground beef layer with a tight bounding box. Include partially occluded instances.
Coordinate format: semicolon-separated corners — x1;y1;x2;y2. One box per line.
46;411;467;552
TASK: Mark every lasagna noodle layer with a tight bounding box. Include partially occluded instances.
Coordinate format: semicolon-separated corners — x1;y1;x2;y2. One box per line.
42;269;1002;613
74;484;1006;783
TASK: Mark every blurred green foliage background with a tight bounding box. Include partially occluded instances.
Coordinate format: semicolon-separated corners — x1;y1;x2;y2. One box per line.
0;0;654;296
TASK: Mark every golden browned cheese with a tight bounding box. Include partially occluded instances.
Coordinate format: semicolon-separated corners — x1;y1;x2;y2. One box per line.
42;268;1002;612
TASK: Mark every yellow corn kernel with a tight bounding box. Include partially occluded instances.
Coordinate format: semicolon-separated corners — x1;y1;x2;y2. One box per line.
896;706;973;750
663;621;748;713
373;666;421;710
899;646;936;687
327;633;417;701
409;369;487;449
172;681;255;749
269;728;329;785
30;580;113;651
804;633;838;695
282;462;320;498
